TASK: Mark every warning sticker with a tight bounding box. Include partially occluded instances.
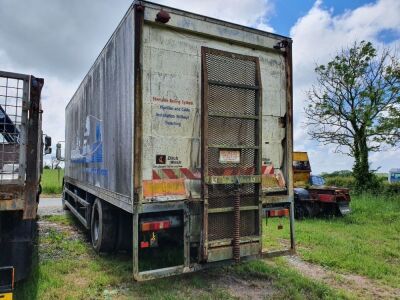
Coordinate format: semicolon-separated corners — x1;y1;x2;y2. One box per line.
219;150;241;164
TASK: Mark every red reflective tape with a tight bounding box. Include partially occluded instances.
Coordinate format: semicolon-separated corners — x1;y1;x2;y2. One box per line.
180;168;197;179
162;169;178;179
152;170;161;180
262;165;274;175
268;209;289;217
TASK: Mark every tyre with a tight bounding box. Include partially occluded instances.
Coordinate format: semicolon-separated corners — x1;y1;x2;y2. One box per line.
90;198;117;253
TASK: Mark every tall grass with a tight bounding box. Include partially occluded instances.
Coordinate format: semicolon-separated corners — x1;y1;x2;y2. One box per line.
41;169;63;195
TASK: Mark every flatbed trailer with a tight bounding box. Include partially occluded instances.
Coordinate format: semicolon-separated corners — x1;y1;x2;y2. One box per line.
292;151;351;218
62;0;295;281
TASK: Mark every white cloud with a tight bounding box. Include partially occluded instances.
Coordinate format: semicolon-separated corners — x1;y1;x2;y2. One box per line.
290;0;400;173
158;0;274;30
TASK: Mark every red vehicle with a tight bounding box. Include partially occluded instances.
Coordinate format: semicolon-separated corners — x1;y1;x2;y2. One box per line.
293;152;351;219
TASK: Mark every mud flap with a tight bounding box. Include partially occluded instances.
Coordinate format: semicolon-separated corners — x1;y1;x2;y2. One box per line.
0;215;37;282
338;202;351;216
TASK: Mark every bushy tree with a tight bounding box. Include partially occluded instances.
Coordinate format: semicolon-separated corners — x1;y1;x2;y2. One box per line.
305;41;400;192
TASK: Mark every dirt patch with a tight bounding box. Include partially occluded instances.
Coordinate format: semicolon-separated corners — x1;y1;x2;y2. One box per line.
40;194;62;198
38;220;83;239
286;255;400;299
216;273;276;299
38;206;65;216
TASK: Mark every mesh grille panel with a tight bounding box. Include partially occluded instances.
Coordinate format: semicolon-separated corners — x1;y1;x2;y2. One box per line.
208;210;259;241
0;76;24;183
209;85;256;116
206;53;256;86
240;210;259;237
203;48;261;249
208;184;258;209
208;117;256;146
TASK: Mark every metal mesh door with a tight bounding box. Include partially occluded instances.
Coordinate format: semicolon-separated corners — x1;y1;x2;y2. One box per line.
201;48;262;261
0;72;28;184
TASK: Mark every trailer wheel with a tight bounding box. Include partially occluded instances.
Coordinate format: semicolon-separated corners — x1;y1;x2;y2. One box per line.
90;199;117;253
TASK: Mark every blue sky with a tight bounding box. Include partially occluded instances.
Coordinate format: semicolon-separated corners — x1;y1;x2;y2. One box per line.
268;0;370;36
0;0;399;173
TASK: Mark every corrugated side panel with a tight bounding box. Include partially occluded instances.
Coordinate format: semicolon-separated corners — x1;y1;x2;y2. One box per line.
65;9;134;197
141;21;287;201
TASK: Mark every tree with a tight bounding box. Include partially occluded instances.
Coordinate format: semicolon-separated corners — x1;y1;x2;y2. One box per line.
305;41;400;191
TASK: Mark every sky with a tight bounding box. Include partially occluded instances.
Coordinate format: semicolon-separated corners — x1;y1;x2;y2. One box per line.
0;0;399;174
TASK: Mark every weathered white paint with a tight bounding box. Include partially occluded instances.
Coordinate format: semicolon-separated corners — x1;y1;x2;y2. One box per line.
142;17;287;200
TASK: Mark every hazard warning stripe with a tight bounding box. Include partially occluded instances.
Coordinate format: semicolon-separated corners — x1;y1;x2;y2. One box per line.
152;168;201;180
180;168;200;179
261;165;274;175
162;169;178;179
152;166;276;180
152;170;161;180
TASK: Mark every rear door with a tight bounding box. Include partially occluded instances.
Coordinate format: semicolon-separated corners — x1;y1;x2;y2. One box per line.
201;47;262;262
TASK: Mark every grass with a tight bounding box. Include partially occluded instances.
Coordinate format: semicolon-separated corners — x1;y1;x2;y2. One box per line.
41;169;63;195
233;259;348;300
264;193;400;288
16;193;399;298
16;214;345;300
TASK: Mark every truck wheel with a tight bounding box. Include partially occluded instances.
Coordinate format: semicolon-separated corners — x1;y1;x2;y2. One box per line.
90;199;117;253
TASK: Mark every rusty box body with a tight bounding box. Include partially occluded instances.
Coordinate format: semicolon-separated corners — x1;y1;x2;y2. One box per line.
64;1;294;280
0;71;43;220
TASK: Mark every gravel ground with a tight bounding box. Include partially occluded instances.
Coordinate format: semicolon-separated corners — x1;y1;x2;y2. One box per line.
38;197;64;216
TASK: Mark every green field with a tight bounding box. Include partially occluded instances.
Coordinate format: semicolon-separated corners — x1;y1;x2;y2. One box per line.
265;193;400;288
41;169;63;195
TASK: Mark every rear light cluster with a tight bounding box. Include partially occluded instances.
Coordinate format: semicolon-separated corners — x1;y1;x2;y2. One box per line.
141;220;171;232
268;209;289;217
140;241;150;248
